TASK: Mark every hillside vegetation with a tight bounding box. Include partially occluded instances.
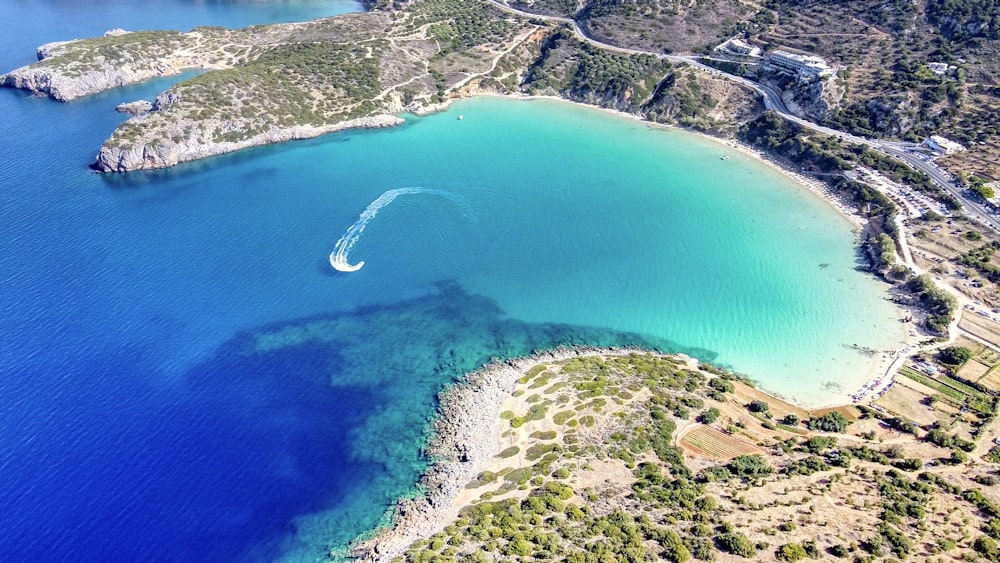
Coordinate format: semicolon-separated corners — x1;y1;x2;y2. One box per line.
385;353;1000;563
579;0;763;54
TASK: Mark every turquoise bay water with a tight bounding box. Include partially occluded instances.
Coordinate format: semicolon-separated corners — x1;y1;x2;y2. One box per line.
1;3;905;560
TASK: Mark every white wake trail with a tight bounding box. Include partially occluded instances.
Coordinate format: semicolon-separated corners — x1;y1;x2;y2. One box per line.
329;187;457;272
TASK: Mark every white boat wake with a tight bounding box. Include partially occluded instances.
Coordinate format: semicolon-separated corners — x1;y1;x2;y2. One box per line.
329;187;458;272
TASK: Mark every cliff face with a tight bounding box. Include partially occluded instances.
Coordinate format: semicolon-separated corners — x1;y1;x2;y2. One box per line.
93;115;403;172
1;60;185;102
759;71;845;122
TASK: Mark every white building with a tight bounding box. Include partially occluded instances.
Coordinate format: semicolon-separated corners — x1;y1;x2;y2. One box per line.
924;135;966;155
716;38;761;58
764;50;835;80
927;62;955;76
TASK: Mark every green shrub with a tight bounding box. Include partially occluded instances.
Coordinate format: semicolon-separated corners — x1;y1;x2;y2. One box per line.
777;543;807;562
708;378;734;393
717;532;757;557
939;346;973;365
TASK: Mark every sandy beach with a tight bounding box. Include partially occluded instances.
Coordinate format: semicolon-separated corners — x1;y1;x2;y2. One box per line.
420;90;918;402
713;138;867;228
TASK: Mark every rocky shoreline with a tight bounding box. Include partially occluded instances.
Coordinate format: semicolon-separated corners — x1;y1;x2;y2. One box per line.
92;113;403;172
0;29;214;102
348;345;660;563
0;55;188;102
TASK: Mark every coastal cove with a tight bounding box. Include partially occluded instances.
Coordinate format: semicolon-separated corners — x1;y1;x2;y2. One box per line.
0;5;912;563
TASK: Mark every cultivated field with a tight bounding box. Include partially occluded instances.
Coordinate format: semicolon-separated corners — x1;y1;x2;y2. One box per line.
959;313;1000;351
679;424;763;460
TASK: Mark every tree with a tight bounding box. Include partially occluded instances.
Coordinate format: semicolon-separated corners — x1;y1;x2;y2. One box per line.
829;543;850;558
661;529;691;562
808;411;850;433
803;540;819;558
939;346;973;365
972;182;995;200
777;543;808;562
782;413;800;426
726;455;773;479
698;408;720;424
748;399;770;415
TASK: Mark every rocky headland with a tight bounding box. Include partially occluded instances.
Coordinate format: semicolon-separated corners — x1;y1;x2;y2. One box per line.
95;113;402;172
0;0;760;173
1;28;223;101
350;348;1000;563
0;3;539;172
349;346;647;562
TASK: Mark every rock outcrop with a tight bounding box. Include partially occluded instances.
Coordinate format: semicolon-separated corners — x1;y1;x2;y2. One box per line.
863;95;918;137
761;74;845;122
115;100;154;115
94;114;403;172
0;26;244;102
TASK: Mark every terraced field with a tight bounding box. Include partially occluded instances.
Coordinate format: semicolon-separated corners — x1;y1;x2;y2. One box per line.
680;424;762;460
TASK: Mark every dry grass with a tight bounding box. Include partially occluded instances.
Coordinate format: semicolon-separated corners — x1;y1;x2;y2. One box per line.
810;405;862;421
731;381;810;421
875;383;938;425
908;216;1000;307
580;0;762;54
980;369;1000;393
957;358;991;382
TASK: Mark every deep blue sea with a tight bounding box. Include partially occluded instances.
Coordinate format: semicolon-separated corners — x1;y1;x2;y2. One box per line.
1;2;906;561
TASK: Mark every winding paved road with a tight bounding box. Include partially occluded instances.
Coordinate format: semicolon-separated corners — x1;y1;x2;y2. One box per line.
485;0;998;232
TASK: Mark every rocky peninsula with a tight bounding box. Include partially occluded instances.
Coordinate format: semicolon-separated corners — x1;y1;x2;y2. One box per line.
351;348;1000;563
351;346;637;562
0;0;755;173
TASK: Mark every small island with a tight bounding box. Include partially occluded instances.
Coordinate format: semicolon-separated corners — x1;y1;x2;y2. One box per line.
353;349;1000;562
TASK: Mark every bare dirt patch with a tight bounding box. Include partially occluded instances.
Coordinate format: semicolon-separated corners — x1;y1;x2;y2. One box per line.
959;313;1000;350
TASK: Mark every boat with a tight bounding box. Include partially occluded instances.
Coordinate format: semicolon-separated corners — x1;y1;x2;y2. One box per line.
329;252;364;272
